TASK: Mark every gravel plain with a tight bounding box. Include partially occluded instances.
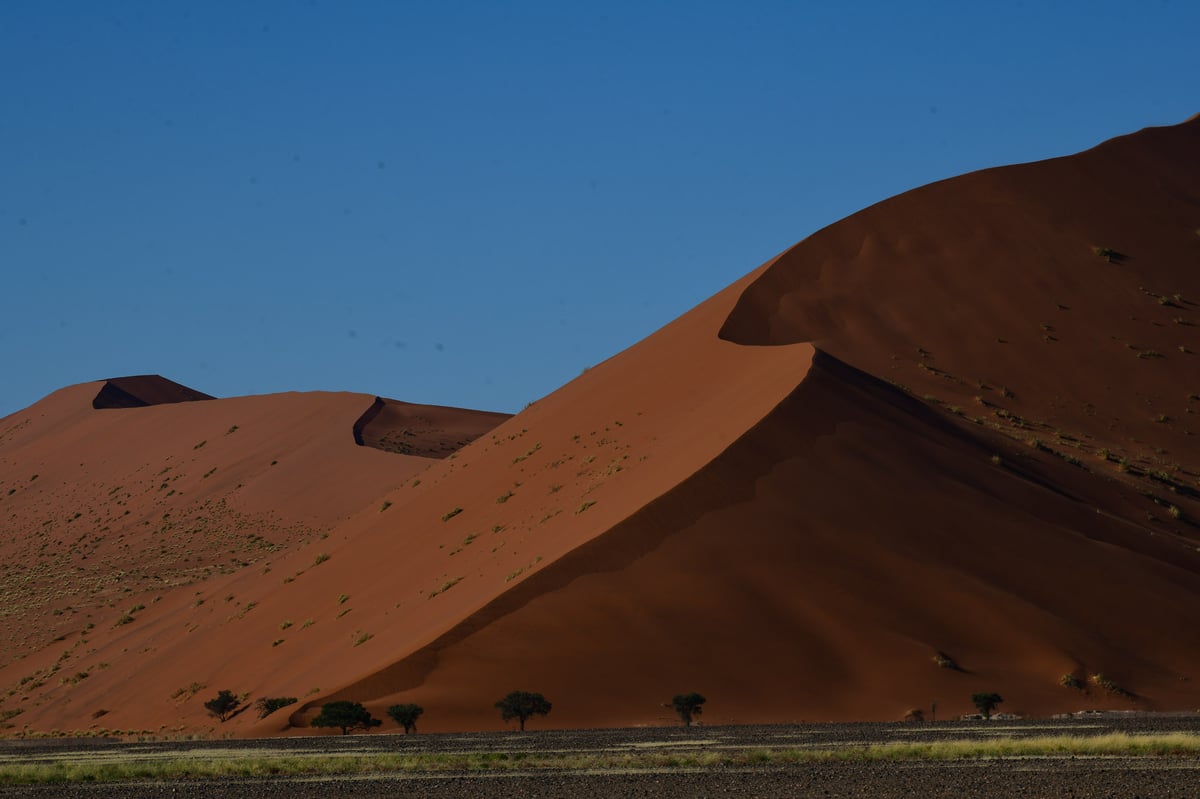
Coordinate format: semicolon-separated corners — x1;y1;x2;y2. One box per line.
1;715;1198;798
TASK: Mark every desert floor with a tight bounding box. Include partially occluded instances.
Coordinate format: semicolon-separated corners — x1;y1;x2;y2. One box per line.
2;715;1198;797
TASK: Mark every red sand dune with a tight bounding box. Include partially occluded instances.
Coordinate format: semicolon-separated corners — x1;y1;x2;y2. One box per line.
1;115;1198;737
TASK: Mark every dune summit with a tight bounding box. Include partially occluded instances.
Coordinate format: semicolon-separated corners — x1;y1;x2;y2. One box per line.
1;116;1198;737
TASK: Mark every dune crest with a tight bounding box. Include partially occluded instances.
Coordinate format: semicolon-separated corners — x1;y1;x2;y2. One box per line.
352;397;511;458
1;115;1199;735
91;375;215;409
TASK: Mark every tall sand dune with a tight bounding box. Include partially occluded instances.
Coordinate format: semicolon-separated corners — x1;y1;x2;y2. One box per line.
0;115;1197;736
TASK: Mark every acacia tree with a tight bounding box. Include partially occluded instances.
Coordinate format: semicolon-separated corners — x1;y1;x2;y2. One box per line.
971;692;1004;719
204;689;241;722
387;703;424;734
495;691;551;731
311;701;382;735
671;692;706;727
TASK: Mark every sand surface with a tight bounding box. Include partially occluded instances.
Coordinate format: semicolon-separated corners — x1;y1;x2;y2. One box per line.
1;115;1198;737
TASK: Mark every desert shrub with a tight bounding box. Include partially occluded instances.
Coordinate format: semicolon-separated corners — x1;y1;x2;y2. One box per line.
428;578;461;598
254;696;298;719
204;689;241;722
1060;673;1084;690
1090;673;1131;697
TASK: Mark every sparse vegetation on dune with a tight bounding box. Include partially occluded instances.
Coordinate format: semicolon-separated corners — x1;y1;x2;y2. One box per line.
203;689;240;722
4;119;1200;741
254;696;297;718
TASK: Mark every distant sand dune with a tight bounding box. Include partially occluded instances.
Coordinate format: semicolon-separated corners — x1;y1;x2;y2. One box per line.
91;375;214;409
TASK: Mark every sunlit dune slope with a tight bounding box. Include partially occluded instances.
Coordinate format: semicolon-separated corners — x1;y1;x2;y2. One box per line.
2;115;1198;736
362;351;1200;728
0;267;809;736
0;381;505;673
306;114;1200;729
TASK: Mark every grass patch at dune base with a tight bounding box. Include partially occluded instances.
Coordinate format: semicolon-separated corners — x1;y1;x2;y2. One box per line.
2;734;1199;784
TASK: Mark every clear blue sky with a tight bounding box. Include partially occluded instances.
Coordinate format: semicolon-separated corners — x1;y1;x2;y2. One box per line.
2;1;1197;417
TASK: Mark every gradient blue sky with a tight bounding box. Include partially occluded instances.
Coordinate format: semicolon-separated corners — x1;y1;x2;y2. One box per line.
2;1;1197;417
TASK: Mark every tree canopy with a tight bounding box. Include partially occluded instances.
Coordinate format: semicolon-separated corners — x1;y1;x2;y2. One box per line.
971;692;1004;719
495;691;552;731
203;689;241;722
387;703;424;734
670;692;706;726
311;701;382;735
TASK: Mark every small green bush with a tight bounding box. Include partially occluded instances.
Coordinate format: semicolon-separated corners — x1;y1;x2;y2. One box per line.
255;696;298;719
204;689;241;722
1060;673;1084;690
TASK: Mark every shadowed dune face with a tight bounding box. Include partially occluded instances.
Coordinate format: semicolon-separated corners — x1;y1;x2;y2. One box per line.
91;376;215;409
325;352;1200;729
352;397;511;458
313;115;1200;730
2;116;1199;737
720;116;1200;485
0;262;810;737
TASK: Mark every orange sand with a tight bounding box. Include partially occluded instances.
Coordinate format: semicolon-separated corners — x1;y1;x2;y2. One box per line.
1;115;1198;736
